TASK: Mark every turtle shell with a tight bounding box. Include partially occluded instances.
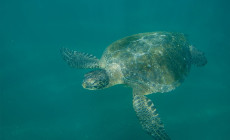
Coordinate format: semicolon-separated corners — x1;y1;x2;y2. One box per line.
100;32;192;95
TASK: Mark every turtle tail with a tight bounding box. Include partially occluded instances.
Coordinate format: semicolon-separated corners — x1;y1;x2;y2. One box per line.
61;48;100;69
189;45;207;67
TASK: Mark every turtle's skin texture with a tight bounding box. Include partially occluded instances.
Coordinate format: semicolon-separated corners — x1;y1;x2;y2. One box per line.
100;32;191;95
61;32;207;140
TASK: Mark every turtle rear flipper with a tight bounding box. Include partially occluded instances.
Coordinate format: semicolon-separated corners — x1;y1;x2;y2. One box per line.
133;95;170;140
189;45;207;67
61;48;99;69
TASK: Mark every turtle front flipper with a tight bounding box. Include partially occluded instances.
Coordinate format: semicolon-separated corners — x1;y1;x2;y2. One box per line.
133;95;170;140
61;48;99;69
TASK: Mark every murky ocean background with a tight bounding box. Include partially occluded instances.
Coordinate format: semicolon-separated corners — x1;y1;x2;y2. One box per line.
1;0;230;140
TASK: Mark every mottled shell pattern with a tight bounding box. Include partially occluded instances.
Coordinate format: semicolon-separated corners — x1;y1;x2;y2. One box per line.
99;32;192;95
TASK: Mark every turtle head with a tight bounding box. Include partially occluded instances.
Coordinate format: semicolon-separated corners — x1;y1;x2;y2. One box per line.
82;69;110;90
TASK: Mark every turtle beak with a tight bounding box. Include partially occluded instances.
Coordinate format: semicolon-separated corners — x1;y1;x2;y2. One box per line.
82;82;86;88
82;78;97;90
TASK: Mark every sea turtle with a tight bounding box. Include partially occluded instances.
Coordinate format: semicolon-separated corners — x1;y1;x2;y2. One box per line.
61;32;207;140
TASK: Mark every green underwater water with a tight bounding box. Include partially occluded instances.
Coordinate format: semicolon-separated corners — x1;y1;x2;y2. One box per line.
1;0;230;140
